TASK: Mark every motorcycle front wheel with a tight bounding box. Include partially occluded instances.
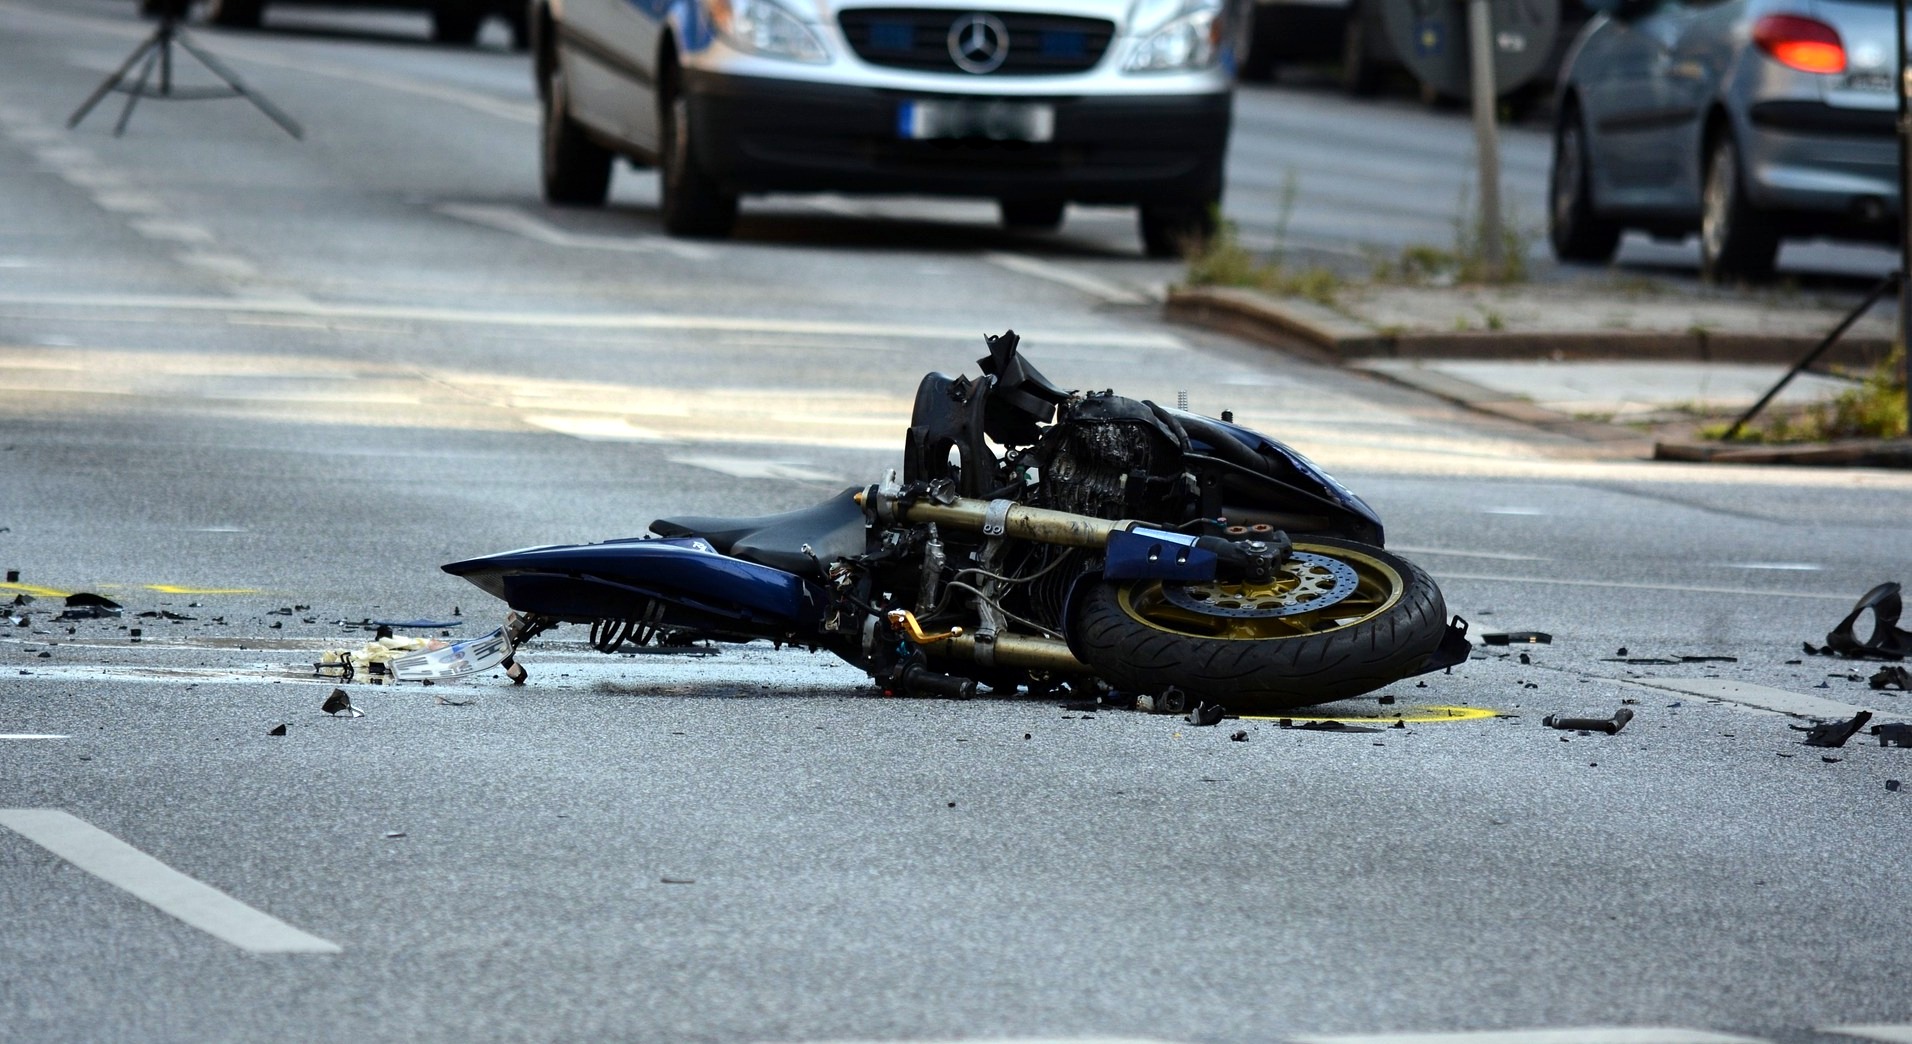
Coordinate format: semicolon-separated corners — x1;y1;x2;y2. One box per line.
1071;536;1449;711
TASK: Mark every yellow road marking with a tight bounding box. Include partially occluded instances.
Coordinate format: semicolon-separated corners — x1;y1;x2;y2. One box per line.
1240;705;1499;724
145;585;260;595
1;582;70;598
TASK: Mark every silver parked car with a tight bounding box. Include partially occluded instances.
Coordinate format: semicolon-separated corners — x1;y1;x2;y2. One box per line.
532;0;1236;255
1550;0;1900;279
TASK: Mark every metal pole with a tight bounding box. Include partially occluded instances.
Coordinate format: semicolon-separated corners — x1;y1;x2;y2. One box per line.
1467;0;1504;277
1898;0;1911;433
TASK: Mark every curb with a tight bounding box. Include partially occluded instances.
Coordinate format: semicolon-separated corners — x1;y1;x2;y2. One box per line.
1164;285;1895;366
1653;438;1912;467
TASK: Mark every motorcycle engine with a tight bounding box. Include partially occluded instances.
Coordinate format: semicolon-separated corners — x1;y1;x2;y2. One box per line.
1028;392;1190;522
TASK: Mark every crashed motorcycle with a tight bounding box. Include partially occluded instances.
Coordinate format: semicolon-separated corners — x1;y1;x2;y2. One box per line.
441;332;1468;712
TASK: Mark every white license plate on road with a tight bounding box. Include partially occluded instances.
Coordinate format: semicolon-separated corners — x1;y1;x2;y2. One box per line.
898;99;1055;142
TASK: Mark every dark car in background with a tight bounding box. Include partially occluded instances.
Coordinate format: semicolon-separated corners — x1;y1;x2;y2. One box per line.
194;0;526;46
1550;0;1901;280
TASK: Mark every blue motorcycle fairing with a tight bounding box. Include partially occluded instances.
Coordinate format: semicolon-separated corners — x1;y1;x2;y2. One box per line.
1104;527;1218;582
441;536;826;630
1191;417;1385;541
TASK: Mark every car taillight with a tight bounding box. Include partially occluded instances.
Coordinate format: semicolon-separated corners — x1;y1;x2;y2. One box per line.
1753;14;1847;74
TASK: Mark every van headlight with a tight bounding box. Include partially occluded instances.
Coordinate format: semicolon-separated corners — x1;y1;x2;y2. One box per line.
1124;0;1226;72
708;0;830;63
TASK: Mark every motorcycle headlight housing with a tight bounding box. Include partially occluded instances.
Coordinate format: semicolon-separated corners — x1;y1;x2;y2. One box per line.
708;0;830;63
1124;0;1226;72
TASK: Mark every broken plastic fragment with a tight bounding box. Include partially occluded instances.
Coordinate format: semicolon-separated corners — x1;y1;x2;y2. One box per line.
392;627;509;682
1824;582;1912;660
321;688;363;717
1185;702;1226;727
1229;730;1247;741
1872;723;1912;748
1795;710;1872;748
55;593;122;621
1481;631;1551;646
1870;666;1911;691
1542;708;1634;735
267;723;287;737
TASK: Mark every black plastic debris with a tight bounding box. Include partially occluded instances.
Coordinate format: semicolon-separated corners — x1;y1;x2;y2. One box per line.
1482;632;1552;646
135;610;194;621
1872;723;1912;748
1871;666;1912;690
321;688;363;718
4;570;17;582
1681;655;1738;663
1603;657;1681;665
267;723;287;737
1794;710;1872;748
55;593;122;621
1518;652;1531;665
1379;693;1397;704
433;695;476;707
1889;780;1903;792
1186;702;1226;727
1543;708;1633;735
1823;582;1912;660
1229;730;1248;742
1282;719;1383;733
385;831;406;839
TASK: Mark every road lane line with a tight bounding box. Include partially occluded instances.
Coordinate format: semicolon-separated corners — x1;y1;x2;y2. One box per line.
89;191;166;215
1622;678;1910;722
0;808;342;954
130;219;216;244
1823;1028;1912;1043
1289;1030;1770;1044
982;251;1150;305
0;734;69;740
436;203;713;260
1431;571;1856;601
0;291;1188;348
1388;545;1551;562
671;455;843;482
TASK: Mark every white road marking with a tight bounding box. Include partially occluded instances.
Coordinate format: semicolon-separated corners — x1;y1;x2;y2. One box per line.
436;203;713;260
1288;1030;1769;1044
57;167;129;189
0;258;35;268
671;455;843;482
1482;506;1547;515
0;808;342;954
1623;678;1909;722
0;734;69;740
32;144;96;167
1722;562;1821;571
0;291;1188;348
1431;571;1856;601
1823;1027;1912;1043
982;251;1150;305
130;219;216;244
174;252;259;279
521;414;672;442
89;191;166;215
1388;545;1551;562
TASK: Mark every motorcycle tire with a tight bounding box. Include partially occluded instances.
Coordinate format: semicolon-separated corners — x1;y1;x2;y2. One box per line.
1070;535;1449;711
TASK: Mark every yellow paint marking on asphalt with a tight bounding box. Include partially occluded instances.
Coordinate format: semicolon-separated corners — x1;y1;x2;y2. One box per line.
1;582;70;598
145;585;260;595
1238;705;1499;724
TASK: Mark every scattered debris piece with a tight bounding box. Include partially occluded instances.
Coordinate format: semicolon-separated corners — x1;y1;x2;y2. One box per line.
661;877;695;884
1823;582;1912;660
55;593;122;620
267;723;287;737
433;695;476;707
1617;647;1628;656
321;688;363;718
1871;666;1912;690
1229;730;1247;741
1603;657;1681;665
1823;756;1842;764
384;831;406;839
1681;655;1738;663
135;610;194;621
4;570;16;582
1379;693;1396;704
1872;723;1912;748
1889;780;1903;792
1794;710;1872;748
1518;652;1531;665
1283;719;1382;733
1391;720;1406;729
1482;632;1551;646
1186;702;1226;727
1542;708;1634;735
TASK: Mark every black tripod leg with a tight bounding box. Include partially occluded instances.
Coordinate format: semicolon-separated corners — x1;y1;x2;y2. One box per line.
173;34;304;140
113;46;164;137
1722;271;1900;440
67;35;158;129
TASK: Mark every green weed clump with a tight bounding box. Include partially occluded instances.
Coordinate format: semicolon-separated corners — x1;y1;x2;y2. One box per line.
1705;346;1908;443
1185;221;1344;307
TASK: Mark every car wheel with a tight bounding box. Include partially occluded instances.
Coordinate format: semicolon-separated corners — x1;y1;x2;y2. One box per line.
1000;199;1066;231
660;78;738;239
432;7;484;44
205;0;263;28
1237;2;1276;82
1139;200;1216;259
1340;0;1379;96
1548;105;1621;263
540;62;612;206
1700;132;1779;283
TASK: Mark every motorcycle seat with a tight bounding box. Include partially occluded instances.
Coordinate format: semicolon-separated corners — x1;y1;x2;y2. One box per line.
649;488;867;577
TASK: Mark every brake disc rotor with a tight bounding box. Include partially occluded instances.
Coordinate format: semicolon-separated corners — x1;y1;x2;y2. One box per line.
1160;550;1360;619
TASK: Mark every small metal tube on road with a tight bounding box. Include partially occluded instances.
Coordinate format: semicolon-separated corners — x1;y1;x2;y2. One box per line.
1542;708;1635;735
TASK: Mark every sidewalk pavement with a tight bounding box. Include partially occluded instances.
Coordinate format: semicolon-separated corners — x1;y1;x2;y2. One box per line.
1166;278;1911;466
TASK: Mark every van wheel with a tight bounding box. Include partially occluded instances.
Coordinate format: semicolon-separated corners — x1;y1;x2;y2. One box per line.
660;78;737;238
1139;200;1216;259
541;62;612;206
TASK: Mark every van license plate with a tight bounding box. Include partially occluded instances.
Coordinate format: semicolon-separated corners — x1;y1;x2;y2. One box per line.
898;100;1055;142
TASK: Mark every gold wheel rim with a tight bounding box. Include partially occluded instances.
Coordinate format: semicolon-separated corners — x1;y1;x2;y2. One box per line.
1116;543;1406;641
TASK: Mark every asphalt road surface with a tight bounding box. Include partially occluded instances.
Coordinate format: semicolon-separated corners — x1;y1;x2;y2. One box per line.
3;4;1911;1043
